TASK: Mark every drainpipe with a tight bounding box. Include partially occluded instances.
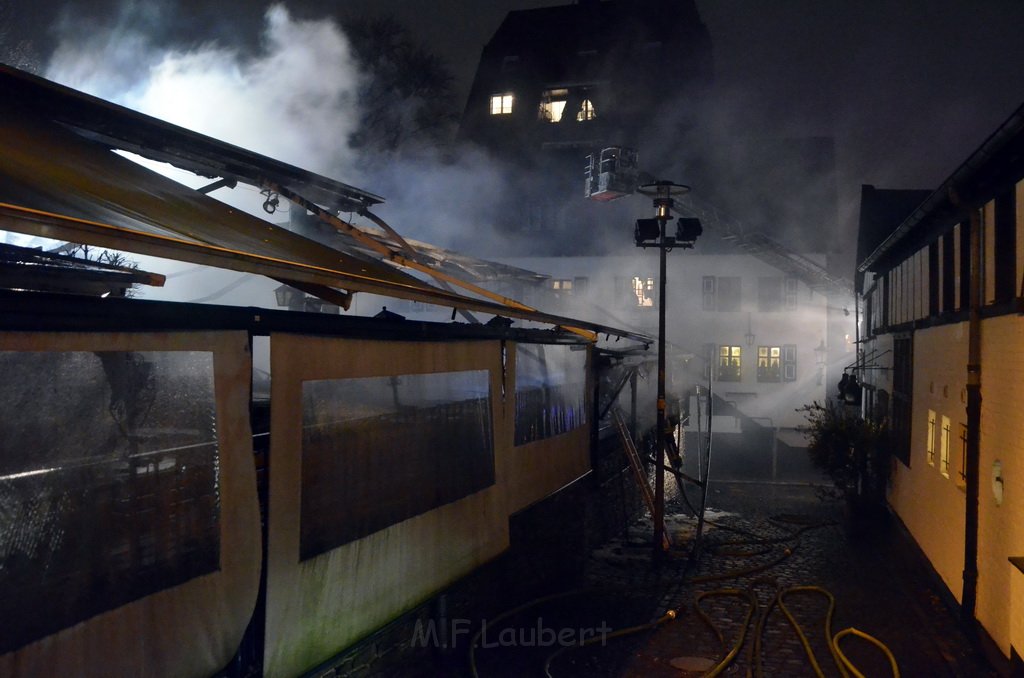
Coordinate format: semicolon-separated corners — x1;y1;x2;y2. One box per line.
961;205;981;631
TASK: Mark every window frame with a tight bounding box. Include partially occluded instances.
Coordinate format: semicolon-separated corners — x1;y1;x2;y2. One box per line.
489;93;514;115
717;276;741;312
717;345;742;382
758;276;783;312
630;276;656;308
782;344;797;382
756;345;782;383
551;278;573;293
577;98;597;121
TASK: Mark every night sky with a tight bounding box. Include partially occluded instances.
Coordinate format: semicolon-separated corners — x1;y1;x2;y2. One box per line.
298;1;1024;194
6;0;1024;241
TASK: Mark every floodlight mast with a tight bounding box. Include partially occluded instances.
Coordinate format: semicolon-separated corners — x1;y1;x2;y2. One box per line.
636;180;693;558
586;149;702;559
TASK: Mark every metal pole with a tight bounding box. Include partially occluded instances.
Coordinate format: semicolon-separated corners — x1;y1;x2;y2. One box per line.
962;206;982;630
654;218;668;557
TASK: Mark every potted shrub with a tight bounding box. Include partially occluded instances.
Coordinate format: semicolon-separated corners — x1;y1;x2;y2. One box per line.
798;399;891;532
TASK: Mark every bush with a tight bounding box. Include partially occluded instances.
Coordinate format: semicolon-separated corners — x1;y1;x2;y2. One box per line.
798;400;890;507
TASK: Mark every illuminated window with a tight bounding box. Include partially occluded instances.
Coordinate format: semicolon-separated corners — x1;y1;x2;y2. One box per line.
551;278;573;293
490;93;514;115
940;415;951;477
577;99;596;121
632;276;655;307
539;89;568;122
926;410;936;465
718;345;742;382
756;346;781;382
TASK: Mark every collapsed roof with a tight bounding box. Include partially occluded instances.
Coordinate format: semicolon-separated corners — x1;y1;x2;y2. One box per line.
0;65;651;343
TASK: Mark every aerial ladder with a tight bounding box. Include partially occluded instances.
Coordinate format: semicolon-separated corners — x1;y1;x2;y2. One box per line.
585;146;855;299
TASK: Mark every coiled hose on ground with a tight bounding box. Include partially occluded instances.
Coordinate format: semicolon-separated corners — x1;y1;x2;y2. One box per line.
468;514;900;678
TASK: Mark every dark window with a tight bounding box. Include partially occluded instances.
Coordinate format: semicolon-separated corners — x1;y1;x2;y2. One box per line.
757;346;781;382
784;278;799;310
959;220;971;309
573;276;589;295
702;276;716;310
994;190;1016;302
758;277;783;312
782;344;797;382
892;336;913;466
717;277;741;311
942;230;956;312
0;350;219;654
515;344;588;445
882;272;890;329
301;371;494;559
928;240;939;316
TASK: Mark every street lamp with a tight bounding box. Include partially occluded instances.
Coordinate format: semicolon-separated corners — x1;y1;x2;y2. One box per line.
635;180;701;557
274;284;303;310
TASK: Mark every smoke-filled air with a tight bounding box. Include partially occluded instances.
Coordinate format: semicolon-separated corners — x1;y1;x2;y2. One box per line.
46;4;363;182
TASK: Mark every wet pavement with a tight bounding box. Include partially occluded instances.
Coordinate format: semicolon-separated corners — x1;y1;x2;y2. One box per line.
469;480;997;678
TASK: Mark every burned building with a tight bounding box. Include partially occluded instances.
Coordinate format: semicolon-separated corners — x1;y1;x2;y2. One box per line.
0;64;655;677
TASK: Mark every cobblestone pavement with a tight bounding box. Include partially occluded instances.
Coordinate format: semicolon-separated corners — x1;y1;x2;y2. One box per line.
470;481;997;677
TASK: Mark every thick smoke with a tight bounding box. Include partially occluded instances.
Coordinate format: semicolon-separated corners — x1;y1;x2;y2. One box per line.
47;4;362;180
40;2;522;258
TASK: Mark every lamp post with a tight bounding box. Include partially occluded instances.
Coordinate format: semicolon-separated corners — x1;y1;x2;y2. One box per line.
274;284;303;310
635;181;701;557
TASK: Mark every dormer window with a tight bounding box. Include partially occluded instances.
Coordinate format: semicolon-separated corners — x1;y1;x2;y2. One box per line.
577;99;596;121
490;93;514;115
538;88;569;122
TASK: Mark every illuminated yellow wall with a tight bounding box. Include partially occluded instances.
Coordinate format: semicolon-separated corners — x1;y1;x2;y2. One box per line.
891;315;1024;658
889;323;968;601
977;314;1024;656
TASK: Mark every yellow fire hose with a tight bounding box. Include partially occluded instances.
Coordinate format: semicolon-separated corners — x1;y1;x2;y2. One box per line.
470;517;899;678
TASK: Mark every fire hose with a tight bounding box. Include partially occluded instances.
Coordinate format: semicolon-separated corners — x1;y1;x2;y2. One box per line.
469;514;898;678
